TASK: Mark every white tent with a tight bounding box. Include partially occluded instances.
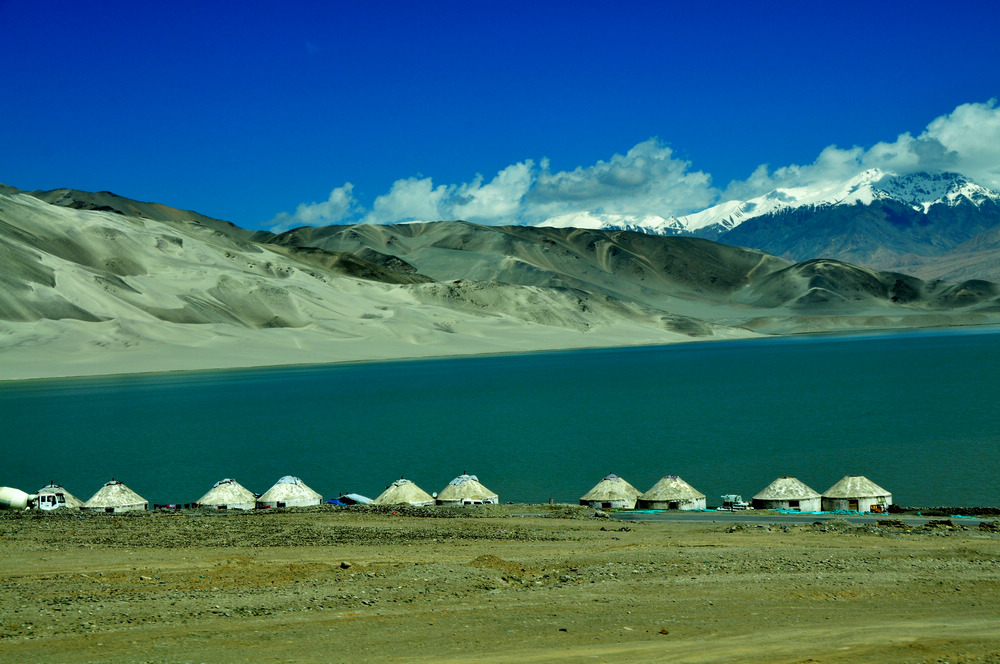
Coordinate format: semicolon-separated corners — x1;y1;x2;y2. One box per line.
256;476;322;508
436;474;498;506
373;478;435;507
82;480;148;513
822;475;892;513
36;483;84;511
580;473;641;509
752;477;821;511
637;475;706;510
196;478;257;510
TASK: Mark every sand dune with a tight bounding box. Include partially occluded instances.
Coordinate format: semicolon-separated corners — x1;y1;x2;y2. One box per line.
3;185;1000;381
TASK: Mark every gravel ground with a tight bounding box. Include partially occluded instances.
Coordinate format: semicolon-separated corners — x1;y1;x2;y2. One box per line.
1;505;999;663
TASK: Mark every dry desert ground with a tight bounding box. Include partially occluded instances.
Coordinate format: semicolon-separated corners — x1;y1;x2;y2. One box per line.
1;505;999;663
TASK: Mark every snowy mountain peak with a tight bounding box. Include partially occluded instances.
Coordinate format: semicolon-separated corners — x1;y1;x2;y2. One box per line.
535;170;1000;238
872;171;999;212
537;211;685;235
673;170;1000;237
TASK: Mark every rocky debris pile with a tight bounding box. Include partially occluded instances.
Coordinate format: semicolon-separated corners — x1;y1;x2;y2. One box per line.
809;518;856;533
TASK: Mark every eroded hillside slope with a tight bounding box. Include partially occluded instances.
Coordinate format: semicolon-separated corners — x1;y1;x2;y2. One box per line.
3;184;1000;380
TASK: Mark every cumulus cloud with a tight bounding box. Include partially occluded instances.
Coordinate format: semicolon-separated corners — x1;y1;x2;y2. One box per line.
267;183;359;232
523;139;717;222
451;161;535;221
724;99;1000;199
265;99;1000;230
267;162;538;231
264;140;715;229
360;161;536;225
920;99;1000;186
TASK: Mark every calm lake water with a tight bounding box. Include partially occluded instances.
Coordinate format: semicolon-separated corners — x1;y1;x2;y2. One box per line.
3;328;1000;507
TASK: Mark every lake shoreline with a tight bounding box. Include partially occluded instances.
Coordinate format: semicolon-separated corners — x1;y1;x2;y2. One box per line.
4;321;1000;385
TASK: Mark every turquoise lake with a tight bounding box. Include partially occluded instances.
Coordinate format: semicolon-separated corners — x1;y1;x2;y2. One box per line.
2;328;999;507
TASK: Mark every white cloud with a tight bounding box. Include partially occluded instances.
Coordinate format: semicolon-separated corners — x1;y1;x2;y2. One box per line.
362;177;450;225
266;183;359;232
724;99;1000;199
266;99;1000;230
267;162;539;230
919;99;1000;187
523;139;717;222
451;161;535;222
360;161;537;225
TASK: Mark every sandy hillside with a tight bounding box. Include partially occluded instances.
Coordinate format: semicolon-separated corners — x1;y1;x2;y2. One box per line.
0;190;746;380
4;185;1000;381
1;506;999;664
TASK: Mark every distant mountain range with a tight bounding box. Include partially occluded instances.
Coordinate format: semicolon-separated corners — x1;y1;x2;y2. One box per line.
3;181;1000;379
539;170;1000;282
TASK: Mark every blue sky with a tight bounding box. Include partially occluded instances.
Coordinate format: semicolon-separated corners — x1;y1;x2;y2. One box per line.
2;0;998;230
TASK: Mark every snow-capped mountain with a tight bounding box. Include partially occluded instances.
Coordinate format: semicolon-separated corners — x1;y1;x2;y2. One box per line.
537;170;1000;239
681;170;1000;238
537;211;687;235
536;170;1000;278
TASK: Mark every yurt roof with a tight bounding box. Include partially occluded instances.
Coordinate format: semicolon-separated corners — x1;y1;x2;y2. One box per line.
437;474;497;501
373;478;435;505
83;480;147;508
258;476;322;502
197;478;256;505
753;477;821;501
823;475;890;498
36;483;85;508
581;474;641;502
639;475;705;501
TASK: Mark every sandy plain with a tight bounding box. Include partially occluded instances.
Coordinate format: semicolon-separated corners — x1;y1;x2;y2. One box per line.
2;505;999;664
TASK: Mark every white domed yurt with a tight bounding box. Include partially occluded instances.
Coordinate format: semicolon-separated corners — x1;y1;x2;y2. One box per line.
752;477;822;512
373;478;435;507
256;476;322;508
637;475;706;510
821;475;892;513
82;480;148;513
36;483;85;511
196;478;257;510
579;473;641;509
436;474;498;506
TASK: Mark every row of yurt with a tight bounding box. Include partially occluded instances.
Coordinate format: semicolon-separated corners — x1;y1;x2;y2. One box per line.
22;477;316;513
752;475;892;512
580;474;706;510
372;474;499;507
195;476;323;509
21;473;497;512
